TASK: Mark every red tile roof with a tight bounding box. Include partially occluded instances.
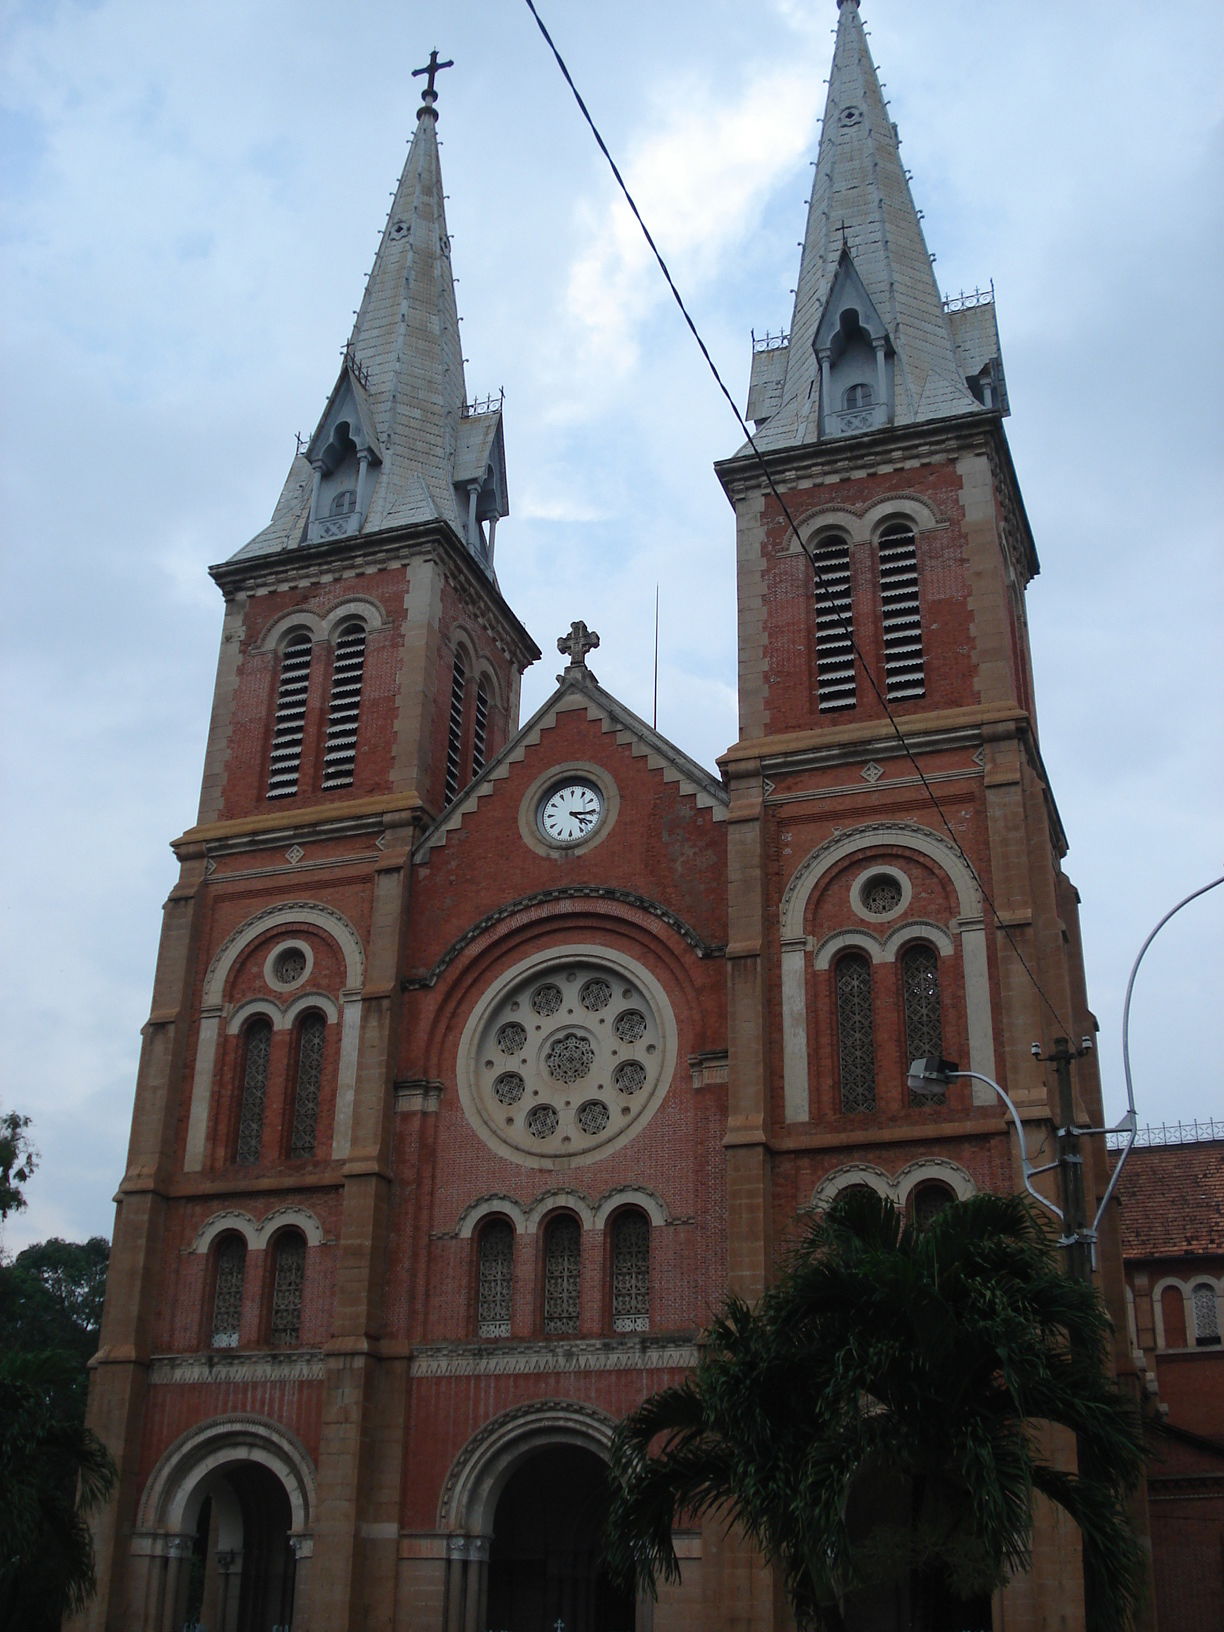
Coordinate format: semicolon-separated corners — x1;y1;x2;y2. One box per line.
1112;1140;1224;1258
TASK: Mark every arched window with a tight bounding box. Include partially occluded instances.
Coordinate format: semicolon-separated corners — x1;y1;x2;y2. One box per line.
836;952;876;1113
210;1234;246;1349
878;523;925;701
288;1012;325;1159
1192;1283;1221;1347
269;1231;306;1347
267;632;312;798
911;1180;956;1228
902;944;944;1104
471;677;491;777
812;535;856;711
476;1218;514;1338
844;382;873;410
235;1018;272;1165
542;1214;581;1335
610;1210;650;1333
444;648;468;803
330;488;356;516
321;620;366;790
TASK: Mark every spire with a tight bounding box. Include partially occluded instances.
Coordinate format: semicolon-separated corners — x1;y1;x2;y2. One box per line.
747;2;998;450
235;54;508;566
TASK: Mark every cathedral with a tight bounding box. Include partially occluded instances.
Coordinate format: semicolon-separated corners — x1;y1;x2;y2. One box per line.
82;4;1135;1629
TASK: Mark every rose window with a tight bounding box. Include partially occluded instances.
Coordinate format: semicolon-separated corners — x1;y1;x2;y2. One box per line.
545;1032;595;1083
462;952;672;1164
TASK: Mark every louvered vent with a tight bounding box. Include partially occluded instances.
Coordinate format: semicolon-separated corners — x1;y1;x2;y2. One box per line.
321;622;366;789
444;650;467;803
267;633;312;798
878;526;925;700
471;678;490;776
813;537;856;710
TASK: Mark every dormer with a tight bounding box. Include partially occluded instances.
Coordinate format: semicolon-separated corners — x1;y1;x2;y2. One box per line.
304;361;384;545
453;405;508;568
814;249;894;437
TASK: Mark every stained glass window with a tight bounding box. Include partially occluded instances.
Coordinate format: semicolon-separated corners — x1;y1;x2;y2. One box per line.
289;1013;325;1158
235;1019;272;1164
211;1235;245;1348
269;1232;306;1347
903;944;944;1105
611;1211;650;1332
836;953;876;1113
477;1219;514;1338
543;1215;581;1334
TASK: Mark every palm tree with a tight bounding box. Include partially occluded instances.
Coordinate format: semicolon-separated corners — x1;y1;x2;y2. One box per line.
0;1348;116;1632
606;1190;1146;1631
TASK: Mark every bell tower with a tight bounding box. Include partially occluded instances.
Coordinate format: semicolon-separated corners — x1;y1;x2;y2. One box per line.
717;0;1119;1332
84;66;537;1630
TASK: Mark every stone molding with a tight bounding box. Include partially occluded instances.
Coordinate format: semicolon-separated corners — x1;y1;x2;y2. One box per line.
201;901;365;1004
409;1337;699;1379
439;1398;621;1532
809;1156;976;1210
149;1351;326;1384
402;886;724;991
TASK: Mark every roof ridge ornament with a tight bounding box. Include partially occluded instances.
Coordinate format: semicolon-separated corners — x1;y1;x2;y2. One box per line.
412;49;453;120
557;620;600;674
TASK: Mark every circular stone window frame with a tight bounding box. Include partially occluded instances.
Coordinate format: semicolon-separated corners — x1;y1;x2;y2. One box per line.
264;939;315;991
517;762;620;859
850;865;912;923
457;942;676;1171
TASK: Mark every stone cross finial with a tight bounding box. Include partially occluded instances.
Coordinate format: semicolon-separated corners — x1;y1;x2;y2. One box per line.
412;49;454;100
557;621;600;668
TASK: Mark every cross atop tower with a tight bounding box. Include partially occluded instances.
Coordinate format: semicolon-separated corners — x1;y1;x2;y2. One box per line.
412;49;453;101
557;620;600;669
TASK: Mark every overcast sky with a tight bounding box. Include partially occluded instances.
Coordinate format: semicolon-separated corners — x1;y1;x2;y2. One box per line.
1;0;1220;1255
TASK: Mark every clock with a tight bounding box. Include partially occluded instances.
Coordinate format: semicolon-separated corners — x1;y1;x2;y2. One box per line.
537;778;605;844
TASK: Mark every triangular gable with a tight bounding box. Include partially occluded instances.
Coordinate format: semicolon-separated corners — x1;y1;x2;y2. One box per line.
414;669;727;860
305;364;384;468
813;247;891;355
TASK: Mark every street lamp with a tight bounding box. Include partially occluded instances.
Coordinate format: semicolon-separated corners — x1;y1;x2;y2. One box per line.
906;1056;1067;1223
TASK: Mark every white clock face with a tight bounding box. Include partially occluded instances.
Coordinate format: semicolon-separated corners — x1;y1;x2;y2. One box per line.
538;779;604;844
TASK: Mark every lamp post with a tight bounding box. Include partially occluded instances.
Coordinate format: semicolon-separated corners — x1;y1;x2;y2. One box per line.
906;1054;1132;1282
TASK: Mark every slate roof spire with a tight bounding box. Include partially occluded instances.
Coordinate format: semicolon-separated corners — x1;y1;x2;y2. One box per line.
746;1;1003;449
234;54;508;566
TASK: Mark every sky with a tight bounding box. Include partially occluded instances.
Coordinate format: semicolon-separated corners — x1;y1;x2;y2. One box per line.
1;0;1220;1255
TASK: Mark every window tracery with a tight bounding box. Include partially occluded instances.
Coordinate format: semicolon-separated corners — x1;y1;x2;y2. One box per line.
836;952;876;1112
210;1235;246;1348
902;943;944;1104
288;1012;325;1158
1192;1283;1221;1347
477;1219;514;1337
235;1018;272;1164
611;1211;650;1332
543;1215;581;1334
269;1232;306;1347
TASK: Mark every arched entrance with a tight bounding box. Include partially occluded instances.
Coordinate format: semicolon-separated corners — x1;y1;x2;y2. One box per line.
133;1415;315;1632
178;1460;296;1632
485;1444;635;1632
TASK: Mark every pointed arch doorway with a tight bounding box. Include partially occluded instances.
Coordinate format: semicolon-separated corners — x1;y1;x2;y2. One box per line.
485;1444;635;1632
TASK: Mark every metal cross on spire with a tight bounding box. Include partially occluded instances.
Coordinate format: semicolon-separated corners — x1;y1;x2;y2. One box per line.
557;620;600;668
412;49;454;100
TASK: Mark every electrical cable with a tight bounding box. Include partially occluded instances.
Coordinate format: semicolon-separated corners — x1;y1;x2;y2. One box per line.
522;0;1078;1038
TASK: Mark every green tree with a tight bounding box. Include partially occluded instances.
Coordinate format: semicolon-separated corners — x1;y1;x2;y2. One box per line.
0;1108;37;1222
0;1348;116;1631
607;1190;1146;1632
